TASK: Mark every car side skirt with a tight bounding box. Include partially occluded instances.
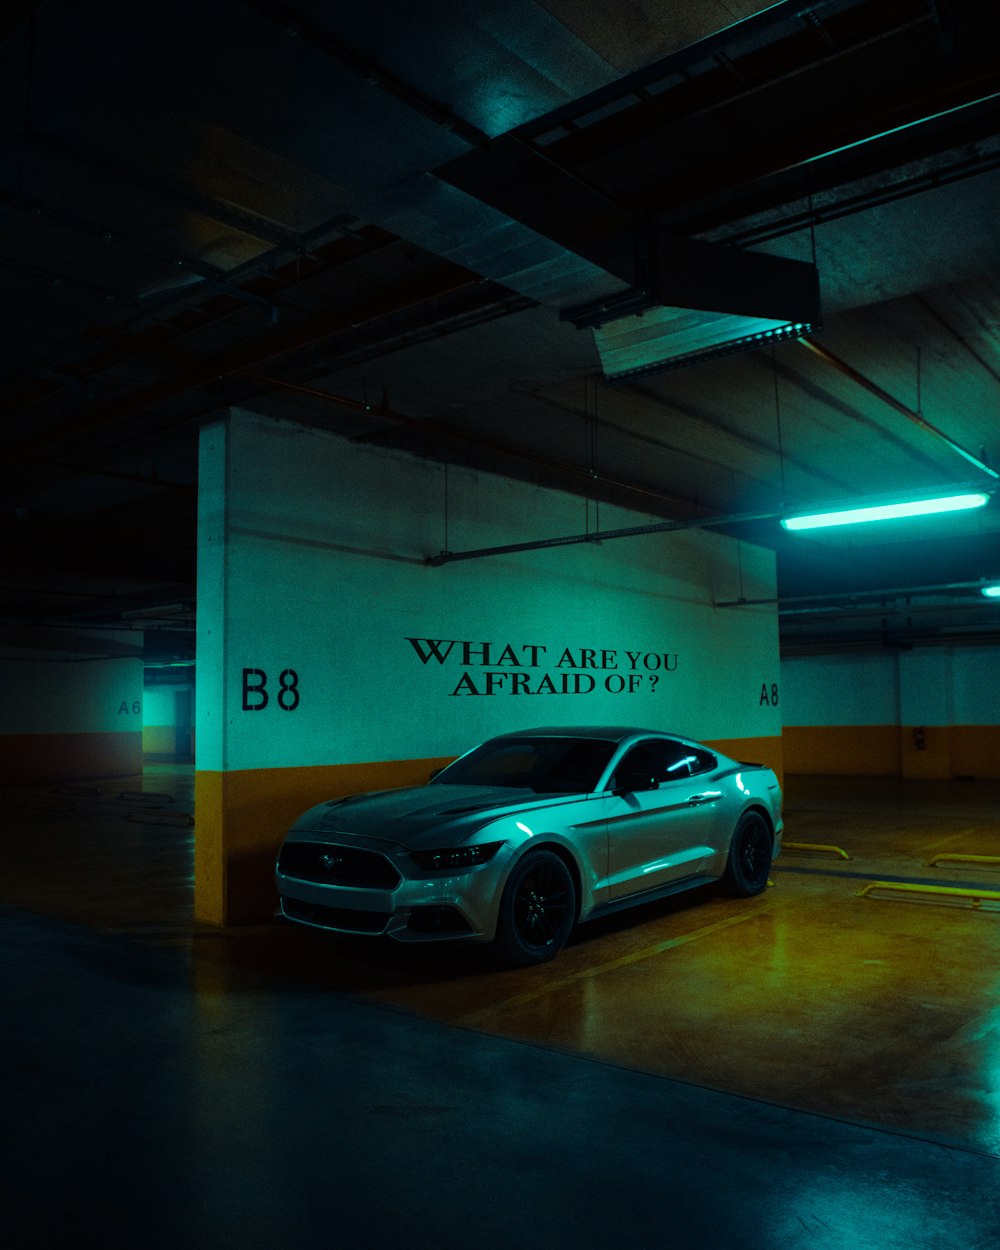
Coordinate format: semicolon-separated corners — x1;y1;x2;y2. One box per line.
582;873;720;923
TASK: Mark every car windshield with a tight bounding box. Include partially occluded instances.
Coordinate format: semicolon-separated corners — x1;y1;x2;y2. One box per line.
433;736;617;794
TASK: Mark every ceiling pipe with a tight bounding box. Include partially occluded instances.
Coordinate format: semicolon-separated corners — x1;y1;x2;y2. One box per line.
0;180;278;317
426;507;782;566
515;0;855;141
713;147;1000;250
241;0;489;148
716;579;1000;608
780;628;1000;655
778;598;1000;621
28;128;316;258
120;602;193;620
0;222;395;411
25;457;195;491
796;336;999;479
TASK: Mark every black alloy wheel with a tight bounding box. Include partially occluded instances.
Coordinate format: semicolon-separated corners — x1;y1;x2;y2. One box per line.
493;850;576;966
721;811;772;897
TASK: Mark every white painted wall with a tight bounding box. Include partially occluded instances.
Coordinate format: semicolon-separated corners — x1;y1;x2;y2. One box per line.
782;645;1000;728
142;685;175;728
953;647;1000;724
899;649;953;727
197;411;781;773
780;653;899;726
0;649;143;735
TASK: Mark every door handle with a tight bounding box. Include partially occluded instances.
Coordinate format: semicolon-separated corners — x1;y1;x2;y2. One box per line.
687;793;717;806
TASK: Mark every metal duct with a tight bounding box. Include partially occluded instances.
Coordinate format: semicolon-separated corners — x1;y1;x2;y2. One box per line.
564;235;820;381
438;138;820;379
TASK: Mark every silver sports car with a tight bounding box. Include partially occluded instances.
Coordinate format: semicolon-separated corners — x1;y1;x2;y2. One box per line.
275;726;783;965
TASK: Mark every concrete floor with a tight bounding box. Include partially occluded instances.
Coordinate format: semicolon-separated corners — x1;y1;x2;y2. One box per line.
3;767;1000;1247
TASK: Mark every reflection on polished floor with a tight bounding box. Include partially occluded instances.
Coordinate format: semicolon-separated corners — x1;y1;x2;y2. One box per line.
5;766;1000;1246
4;767;1000;1153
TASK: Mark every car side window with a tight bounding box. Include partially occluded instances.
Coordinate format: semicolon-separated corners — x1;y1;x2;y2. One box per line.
613;739;717;788
687;747;717;776
613;743;659;788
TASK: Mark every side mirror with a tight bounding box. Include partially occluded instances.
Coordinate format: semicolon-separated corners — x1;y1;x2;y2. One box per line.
614;771;658;796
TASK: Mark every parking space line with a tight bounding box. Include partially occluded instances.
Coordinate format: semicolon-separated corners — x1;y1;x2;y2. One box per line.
775;865;999;890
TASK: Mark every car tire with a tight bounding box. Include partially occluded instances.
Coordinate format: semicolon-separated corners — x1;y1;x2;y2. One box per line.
721;811;772;897
492;850;576;966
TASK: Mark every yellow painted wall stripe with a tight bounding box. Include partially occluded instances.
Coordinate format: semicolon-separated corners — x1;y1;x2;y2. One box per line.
782;725;899;775
195;754;454;925
705;735;783;786
783;723;1000;779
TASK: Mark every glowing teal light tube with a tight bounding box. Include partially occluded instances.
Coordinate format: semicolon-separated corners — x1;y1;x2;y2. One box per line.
781;492;990;532
982;584;1000;599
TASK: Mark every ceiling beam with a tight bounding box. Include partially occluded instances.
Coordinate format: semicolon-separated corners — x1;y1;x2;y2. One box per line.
4;264;485;455
796;337;1000;480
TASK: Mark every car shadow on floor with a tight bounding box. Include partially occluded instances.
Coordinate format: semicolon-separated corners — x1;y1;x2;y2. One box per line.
179;877;733;999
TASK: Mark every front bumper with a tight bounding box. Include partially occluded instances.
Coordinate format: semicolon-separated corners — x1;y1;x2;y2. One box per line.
275;836;514;943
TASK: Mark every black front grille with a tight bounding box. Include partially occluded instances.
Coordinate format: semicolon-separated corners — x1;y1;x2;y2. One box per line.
277;841;401;889
407;906;472;935
282;896;390;933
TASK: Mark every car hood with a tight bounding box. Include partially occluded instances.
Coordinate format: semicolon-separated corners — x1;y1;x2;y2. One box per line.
290;784;579;850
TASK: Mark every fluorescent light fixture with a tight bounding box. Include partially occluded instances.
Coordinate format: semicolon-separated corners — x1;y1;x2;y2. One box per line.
982;584;1000;599
782;492;990;532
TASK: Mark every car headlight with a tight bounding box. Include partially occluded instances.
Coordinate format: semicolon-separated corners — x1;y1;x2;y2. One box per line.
410;842;503;871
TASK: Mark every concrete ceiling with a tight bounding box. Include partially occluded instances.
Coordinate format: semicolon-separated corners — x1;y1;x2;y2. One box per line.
2;0;1000;659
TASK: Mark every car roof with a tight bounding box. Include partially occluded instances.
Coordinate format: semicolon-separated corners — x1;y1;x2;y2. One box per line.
490;726;691;744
